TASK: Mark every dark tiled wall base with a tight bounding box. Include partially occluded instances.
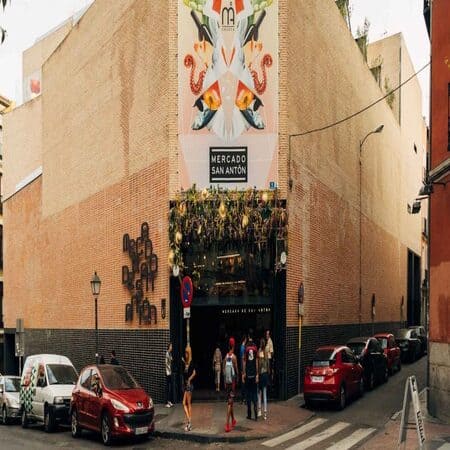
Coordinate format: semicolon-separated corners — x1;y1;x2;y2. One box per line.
286;322;402;398
286;326;299;399
24;328;170;403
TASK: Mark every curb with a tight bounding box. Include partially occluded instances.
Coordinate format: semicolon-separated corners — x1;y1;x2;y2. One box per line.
153;428;269;443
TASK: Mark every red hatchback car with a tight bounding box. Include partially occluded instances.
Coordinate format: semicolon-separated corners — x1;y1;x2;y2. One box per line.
70;364;154;445
304;346;364;410
374;333;401;374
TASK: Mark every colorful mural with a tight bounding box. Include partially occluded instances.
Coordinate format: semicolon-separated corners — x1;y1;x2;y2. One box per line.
178;0;278;189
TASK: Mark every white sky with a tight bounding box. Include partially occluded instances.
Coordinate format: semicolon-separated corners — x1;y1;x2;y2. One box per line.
0;0;430;117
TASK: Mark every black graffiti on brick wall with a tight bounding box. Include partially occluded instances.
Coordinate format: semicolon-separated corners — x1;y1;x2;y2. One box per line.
122;222;158;325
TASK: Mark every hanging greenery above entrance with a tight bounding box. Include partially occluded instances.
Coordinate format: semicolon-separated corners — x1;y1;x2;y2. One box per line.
168;186;288;283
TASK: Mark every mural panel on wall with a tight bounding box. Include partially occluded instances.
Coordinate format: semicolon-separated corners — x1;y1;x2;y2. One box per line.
178;0;278;190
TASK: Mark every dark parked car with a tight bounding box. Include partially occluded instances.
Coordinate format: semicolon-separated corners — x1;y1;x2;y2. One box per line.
408;326;427;356
395;328;422;362
346;337;388;390
70;365;154;445
303;345;364;410
374;333;401;374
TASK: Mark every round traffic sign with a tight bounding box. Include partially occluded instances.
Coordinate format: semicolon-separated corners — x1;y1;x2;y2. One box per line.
181;276;193;308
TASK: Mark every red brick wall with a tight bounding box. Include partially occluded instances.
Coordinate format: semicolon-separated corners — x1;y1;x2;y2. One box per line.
4;160;169;331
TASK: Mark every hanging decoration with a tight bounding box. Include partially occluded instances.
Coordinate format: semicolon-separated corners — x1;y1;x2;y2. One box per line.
168;185;288;275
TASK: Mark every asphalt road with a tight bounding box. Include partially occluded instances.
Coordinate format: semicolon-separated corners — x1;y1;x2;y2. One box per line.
0;356;427;449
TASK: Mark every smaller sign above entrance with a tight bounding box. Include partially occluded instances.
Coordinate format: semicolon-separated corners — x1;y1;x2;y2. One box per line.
181;276;193;308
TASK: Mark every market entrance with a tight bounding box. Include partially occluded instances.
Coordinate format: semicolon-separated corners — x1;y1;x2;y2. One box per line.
168;194;288;401
189;305;272;394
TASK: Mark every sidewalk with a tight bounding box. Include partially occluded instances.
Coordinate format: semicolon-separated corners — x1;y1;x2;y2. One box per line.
153;395;313;443
361;390;450;450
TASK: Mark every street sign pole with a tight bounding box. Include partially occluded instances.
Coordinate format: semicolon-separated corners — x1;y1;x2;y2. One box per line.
181;276;193;348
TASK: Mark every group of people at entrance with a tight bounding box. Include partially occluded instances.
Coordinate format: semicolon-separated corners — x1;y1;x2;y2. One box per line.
213;329;274;429
165;329;274;433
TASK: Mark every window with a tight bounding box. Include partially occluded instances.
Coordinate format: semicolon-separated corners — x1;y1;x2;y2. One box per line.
344;349;357;363
368;339;379;353
389;336;396;348
80;369;92;390
378;338;388;349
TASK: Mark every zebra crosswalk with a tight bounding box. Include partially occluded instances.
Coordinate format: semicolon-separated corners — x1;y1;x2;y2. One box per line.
262;418;377;450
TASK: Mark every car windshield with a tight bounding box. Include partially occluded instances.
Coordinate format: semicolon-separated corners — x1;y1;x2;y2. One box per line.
5;377;20;392
312;349;335;367
377;338;388;349
347;343;365;355
396;329;410;339
46;364;78;385
100;366;140;390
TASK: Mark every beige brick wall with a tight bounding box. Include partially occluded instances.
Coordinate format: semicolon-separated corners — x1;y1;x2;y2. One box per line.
2;97;42;200
41;0;169;218
284;0;424;327
23;20;72;83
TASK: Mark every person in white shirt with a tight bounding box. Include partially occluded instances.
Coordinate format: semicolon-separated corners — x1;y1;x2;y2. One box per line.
265;330;274;383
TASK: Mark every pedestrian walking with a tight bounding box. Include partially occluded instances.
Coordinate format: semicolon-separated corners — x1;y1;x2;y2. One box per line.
265;330;274;382
165;343;174;408
257;338;270;420
212;344;222;392
110;350;120;365
242;331;259;421
223;337;238;432
239;335;247;403
182;346;196;432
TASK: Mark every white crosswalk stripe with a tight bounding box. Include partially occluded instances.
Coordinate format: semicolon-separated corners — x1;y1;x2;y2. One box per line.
262;418;378;450
262;418;328;447
325;427;377;450
285;422;351;450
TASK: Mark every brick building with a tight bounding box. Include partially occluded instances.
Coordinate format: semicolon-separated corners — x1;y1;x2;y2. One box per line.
2;0;426;402
424;0;450;422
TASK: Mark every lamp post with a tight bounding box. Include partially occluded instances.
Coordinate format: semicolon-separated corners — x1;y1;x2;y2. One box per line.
359;125;384;335
90;272;101;365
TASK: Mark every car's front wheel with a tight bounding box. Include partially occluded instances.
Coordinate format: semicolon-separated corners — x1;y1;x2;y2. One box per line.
71;409;82;438
44;406;56;433
21;409;28;429
337;384;346;410
366;371;375;390
1;405;8;425
383;365;389;383
101;413;112;446
358;377;365;398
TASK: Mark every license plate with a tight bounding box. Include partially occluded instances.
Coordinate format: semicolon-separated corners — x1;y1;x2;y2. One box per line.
135;426;147;435
311;376;324;383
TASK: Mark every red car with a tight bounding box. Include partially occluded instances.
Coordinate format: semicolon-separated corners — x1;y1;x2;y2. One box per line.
70;364;154;445
304;346;364;410
374;333;401;374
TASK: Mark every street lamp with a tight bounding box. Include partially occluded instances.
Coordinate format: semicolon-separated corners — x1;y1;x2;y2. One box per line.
90;271;101;364
359;125;384;334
